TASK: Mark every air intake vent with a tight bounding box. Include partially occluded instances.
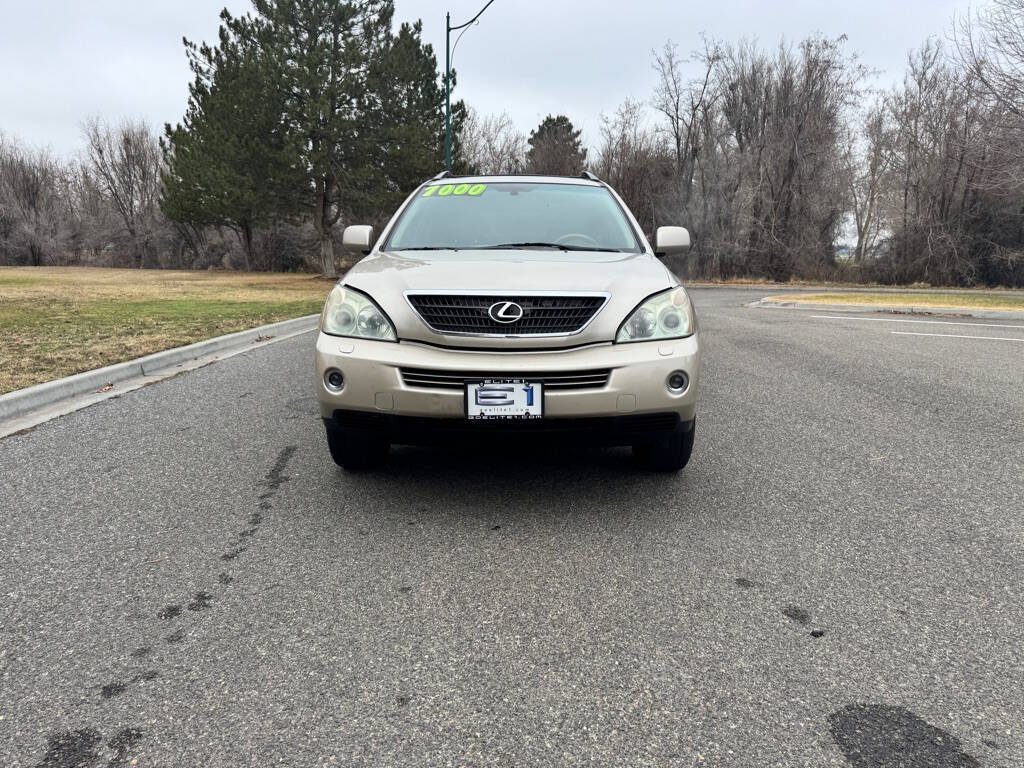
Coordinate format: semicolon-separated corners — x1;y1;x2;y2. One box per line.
400;368;611;391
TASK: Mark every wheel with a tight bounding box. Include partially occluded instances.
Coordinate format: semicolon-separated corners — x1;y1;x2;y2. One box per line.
632;419;695;472
324;424;389;470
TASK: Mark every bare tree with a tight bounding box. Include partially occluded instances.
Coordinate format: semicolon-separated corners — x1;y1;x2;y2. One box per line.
0;138;68;266
594;99;672;237
651;38;719;206
956;0;1024;123
848;101;891;261
875;39;1024;285
653;35;862;280
83;118;163;267
461;108;527;174
955;0;1024;194
65;160;121;263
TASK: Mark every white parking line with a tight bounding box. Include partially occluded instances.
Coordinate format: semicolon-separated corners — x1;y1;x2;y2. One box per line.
891;331;1024;342
811;314;1024;330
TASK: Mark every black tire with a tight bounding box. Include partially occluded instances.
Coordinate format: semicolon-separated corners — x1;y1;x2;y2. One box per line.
632;419;695;472
325;424;389;470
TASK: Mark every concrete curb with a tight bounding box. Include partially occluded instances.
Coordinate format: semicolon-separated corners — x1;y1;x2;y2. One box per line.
0;315;319;436
748;298;1024;322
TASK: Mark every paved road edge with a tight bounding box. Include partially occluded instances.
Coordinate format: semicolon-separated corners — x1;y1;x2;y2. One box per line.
0;314;319;438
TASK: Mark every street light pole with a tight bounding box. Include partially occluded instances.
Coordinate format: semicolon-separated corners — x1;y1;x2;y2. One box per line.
445;12;451;172
444;0;495;171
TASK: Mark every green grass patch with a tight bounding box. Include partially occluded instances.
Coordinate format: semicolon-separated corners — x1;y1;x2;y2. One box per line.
0;274;52;287
1;267;332;394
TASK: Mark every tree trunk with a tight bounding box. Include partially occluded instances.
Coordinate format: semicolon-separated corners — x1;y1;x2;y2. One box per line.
241;221;253;271
319;233;336;278
315;173;337;278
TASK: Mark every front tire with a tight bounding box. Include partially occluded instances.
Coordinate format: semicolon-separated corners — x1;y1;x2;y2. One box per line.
632;419;695;472
325;424;389;470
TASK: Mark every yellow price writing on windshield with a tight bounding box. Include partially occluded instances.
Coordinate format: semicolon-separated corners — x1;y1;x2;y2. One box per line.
422;183;486;198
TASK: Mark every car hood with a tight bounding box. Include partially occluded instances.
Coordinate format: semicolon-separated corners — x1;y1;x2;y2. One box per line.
342;249;678;349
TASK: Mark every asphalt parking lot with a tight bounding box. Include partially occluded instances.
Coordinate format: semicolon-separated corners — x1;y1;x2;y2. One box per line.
2;287;1022;767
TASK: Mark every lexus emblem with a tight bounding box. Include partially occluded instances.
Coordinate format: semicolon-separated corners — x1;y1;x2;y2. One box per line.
487;301;524;324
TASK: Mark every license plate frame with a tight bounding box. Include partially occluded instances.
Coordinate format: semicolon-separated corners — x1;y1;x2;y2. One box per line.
465;379;543;420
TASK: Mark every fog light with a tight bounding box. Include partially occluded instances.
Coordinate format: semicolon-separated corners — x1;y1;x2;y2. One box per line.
324;368;345;392
666;370;688;393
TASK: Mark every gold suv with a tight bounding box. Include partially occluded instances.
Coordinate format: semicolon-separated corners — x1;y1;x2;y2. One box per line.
315;173;700;471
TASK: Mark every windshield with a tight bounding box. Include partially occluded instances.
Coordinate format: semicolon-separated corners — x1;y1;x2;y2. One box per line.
384;182;642;253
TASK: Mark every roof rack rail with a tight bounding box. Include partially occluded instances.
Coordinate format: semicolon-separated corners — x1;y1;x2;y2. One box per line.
431;170;451;181
581;171;600;182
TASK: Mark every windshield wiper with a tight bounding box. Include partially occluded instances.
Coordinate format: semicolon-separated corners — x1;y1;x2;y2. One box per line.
476;241;624;252
392;246;459;251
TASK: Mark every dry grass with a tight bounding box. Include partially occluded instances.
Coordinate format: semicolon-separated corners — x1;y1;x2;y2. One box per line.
764;291;1024;312
0;267;333;394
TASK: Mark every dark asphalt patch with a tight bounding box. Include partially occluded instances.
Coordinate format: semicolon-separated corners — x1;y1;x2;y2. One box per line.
265;446;296;490
165;629;185;644
36;728;101;768
187;591;212;612
36;726;142;768
105;728;144;767
220;545;247;561
157;604;181;620
782;605;811;625
98;681;125;700
99;671;158;700
828;703;979;767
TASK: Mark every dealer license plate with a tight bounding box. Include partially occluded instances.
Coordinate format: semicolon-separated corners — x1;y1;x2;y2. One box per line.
465;380;543;419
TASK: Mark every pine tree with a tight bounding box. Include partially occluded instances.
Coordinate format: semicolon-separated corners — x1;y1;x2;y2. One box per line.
162;1;461;275
160;13;301;270
232;0;388;277
526;115;587;176
356;19;448;220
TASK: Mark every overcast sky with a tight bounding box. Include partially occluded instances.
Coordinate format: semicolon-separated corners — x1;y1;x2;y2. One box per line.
0;0;983;158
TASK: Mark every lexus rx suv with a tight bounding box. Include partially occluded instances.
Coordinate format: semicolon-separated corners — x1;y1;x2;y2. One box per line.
314;173;701;471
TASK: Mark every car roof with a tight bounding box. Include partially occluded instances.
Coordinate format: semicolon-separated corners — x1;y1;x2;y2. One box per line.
426;173;602;187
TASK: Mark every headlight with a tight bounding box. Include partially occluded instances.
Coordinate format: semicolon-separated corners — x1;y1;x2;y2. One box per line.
320;285;396;341
616;287;695;342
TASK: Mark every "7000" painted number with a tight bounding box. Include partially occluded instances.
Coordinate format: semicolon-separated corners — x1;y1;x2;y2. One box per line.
422;183;487;198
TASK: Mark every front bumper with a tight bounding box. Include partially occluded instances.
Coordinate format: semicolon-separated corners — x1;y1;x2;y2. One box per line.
314;332;700;428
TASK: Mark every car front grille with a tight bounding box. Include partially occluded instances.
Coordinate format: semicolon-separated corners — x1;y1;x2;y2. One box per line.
400;367;611;391
406;293;607;335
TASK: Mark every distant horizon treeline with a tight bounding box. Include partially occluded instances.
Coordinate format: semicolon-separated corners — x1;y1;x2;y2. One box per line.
2;0;1023;286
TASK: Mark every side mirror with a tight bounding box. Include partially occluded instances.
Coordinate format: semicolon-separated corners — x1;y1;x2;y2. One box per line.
654;226;690;258
342;225;375;255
